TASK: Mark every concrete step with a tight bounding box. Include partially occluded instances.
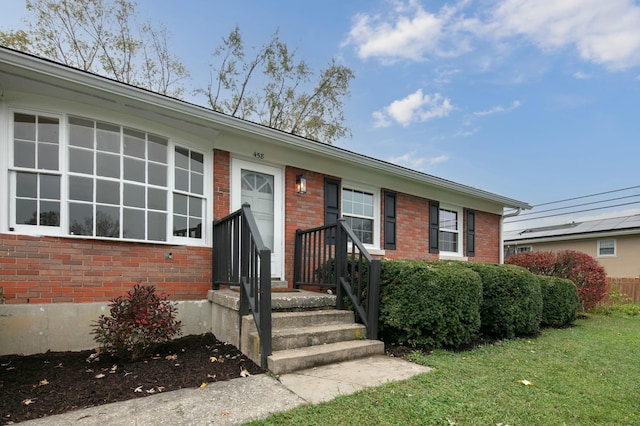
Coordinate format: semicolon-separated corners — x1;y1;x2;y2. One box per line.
264;323;367;352
270;310;355;330
268;340;385;375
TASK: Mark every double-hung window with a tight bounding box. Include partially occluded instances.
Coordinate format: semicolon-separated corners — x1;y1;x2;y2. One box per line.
12;113;62;230
597;239;616;257
439;206;462;255
342;186;376;245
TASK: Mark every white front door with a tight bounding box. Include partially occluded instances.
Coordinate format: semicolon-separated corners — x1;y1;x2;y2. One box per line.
231;159;283;279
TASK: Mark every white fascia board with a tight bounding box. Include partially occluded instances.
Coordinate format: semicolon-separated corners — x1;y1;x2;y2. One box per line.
1;48;530;211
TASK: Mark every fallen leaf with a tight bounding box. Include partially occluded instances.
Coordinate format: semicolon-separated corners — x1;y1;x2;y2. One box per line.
110;365;118;373
157;386;165;392
207;374;216;379
220;412;230;417
86;353;100;363
134;386;143;393
95;373;105;379
240;368;250;378
39;379;49;386
209;356;217;363
517;379;533;386
22;399;36;406
165;354;178;360
146;388;156;394
55;363;63;368
6;366;16;371
199;382;207;388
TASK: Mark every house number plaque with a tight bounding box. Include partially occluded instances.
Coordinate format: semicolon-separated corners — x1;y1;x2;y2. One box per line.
253;152;265;160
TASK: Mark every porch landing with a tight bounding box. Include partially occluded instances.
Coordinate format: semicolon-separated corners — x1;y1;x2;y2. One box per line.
207;288;384;374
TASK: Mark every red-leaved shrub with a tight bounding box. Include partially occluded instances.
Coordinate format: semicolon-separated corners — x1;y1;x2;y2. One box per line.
92;285;182;361
506;250;607;311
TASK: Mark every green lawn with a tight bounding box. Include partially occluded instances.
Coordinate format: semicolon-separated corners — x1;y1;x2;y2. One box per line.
251;314;640;425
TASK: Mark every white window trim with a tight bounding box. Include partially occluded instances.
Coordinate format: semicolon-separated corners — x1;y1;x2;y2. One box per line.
597;239;616;257
5;107;212;246
439;204;464;258
341;181;382;252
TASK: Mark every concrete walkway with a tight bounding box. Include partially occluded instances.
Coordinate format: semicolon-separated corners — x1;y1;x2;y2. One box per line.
17;355;430;425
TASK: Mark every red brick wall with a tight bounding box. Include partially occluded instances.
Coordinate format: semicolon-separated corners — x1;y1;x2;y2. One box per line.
0;234;211;304
283;167;329;282
471;210;501;263
213;149;231;220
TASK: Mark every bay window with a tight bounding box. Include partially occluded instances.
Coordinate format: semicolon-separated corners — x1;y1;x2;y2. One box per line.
9;110;208;245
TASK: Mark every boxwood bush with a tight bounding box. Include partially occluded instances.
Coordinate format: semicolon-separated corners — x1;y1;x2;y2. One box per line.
379;260;482;349
536;275;579;327
464;263;542;339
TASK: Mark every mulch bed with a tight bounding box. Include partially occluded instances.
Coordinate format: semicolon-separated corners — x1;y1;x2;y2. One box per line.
0;333;264;425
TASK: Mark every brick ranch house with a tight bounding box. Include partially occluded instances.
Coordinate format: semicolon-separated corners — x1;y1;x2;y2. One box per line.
0;47;530;355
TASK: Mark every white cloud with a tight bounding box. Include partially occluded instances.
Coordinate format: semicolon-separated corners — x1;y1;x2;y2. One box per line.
388;152;449;170
489;0;640;70
373;89;454;128
474;100;521;117
342;0;472;62
345;0;640;70
572;71;590;79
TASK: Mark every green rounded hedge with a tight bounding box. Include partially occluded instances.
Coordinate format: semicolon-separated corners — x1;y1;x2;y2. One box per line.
536;275;579;327
379;260;482;349
464;263;542;339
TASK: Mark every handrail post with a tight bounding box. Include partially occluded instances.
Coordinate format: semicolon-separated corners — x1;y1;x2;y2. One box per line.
294;229;302;289
367;259;381;340
259;248;272;368
335;219;346;310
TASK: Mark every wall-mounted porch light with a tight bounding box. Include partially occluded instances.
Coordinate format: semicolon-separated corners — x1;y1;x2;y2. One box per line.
296;174;307;194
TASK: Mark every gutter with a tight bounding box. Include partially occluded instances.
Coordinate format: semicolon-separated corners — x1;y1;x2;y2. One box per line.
500;208;523;264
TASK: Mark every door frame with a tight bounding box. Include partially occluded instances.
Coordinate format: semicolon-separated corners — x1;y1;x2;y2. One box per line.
230;158;284;279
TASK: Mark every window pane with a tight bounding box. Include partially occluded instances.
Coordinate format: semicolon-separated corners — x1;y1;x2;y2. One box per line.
440;209;458;231
96;205;119;238
191;172;203;195
148;188;167;211
69;117;94;148
38;143;59;170
148;162;167;187
123;157;145;182
69;176;93;202
96;180;120;205
190;151;204;173
173;215;187;237
38;117;59;143
175;168;189;191
69;147;94;174
148;211;166;241
16;199;37;225
16;172;37;197
123;128;146;158
97;152;120;178
40;201;60;226
69;203;93;235
14;140;35;168
188;217;202;238
96;122;120;153
173;193;187;215
14;113;36;141
123;208;145;240
124;183;145;208
40;174;60;200
175;147;189;169
439;230;457;252
189;196;202;218
148;135;168;163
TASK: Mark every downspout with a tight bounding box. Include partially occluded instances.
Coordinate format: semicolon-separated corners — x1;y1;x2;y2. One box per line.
500;208;522;264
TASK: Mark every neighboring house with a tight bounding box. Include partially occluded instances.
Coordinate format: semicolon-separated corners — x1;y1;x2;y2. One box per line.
0;47;529;353
504;214;640;279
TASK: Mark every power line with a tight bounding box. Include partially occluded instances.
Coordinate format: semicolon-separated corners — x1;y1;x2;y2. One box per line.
531;185;640;208
506;201;640;223
515;193;640;217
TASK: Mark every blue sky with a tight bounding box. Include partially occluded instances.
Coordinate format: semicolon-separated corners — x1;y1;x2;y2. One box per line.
3;0;640;230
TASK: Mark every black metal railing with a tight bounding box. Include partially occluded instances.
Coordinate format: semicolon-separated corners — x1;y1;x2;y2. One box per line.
294;218;380;339
212;203;272;368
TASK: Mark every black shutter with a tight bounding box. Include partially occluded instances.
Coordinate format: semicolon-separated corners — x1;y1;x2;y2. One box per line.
429;200;439;254
324;178;341;225
384;191;397;250
466;209;476;257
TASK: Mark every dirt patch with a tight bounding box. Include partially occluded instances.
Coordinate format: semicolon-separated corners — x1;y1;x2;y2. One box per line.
0;333;263;424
